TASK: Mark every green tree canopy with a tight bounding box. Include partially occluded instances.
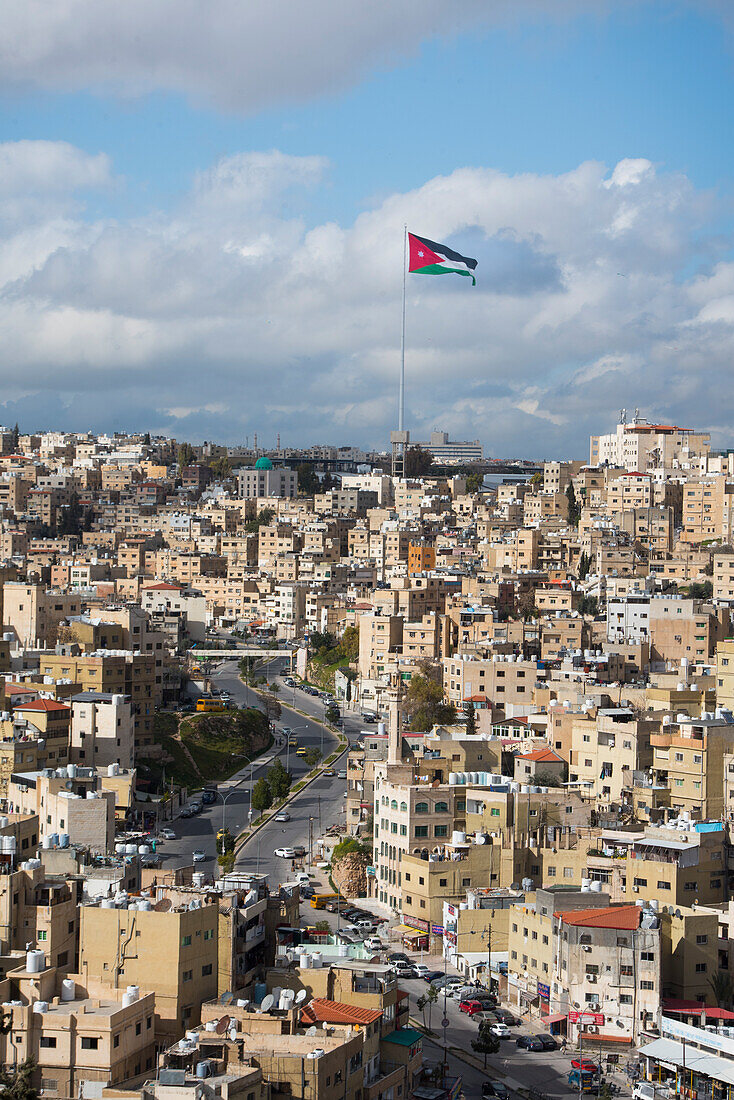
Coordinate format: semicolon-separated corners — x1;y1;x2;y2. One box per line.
471;1022;500;1068
404;673;456;732
463;701;478;735
251;777;272;813
465;470;484;493
405;445;434;477
268;757;292;800
566;482;581;526
297;463;321;495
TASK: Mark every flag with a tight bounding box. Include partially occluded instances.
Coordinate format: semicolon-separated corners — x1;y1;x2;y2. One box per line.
408;232;477;285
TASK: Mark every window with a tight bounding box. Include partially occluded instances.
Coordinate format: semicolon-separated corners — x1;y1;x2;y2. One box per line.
641;951;655;962
619;995;633;1005
656;881;670;891
563;867;573;879
640;981;655;990
415;802;429;813
633;878;647;888
415;826;428;838
434;801;448;813
695;963;707;973
183;969;193;982
400;802;407;812
81;1037;99;1050
37;930;47;941
439;879;447;887
696;935;709;945
434;825;448;837
182;935;192;946
113;1035;120;1048
136;1022;142;1036
40;1037;57;1048
400;824;407;836
621;965;633;976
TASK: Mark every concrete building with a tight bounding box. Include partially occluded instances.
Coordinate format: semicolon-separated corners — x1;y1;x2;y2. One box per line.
238;458;297;500
70;693;135;770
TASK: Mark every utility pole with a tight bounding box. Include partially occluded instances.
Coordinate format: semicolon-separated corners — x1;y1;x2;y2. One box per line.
308;816;314;869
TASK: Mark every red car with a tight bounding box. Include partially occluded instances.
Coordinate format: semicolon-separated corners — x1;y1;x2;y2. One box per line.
571;1060;600;1075
459;999;486;1017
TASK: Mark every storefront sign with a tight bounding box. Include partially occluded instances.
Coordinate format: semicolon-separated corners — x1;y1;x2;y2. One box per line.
537;981;550;1001
366;866;376;876
403;915;430;933
432;924;445;935
568;1011;605;1025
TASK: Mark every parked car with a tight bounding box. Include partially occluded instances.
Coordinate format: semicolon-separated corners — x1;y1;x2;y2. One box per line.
537;1034;558;1051
300;886;315;899
180;807;193;818
274;811;291;822
488;1023;511;1039
388;952;410;964
482;1082;509;1100
459;999;488;1017
364;937;384;953
493;1010;520;1026
159;828;176;840
201;789;216;804
516;1036;544;1051
392;964;417;979
274;846;296;858
422;970;443;983
189;801;203;814
192;850;207;863
412;964;432;978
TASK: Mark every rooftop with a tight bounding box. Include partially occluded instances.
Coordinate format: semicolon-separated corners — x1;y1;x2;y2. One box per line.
557;904;642;930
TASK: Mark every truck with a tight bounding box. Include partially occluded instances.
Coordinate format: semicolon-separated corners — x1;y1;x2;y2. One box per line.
568;1071;598;1093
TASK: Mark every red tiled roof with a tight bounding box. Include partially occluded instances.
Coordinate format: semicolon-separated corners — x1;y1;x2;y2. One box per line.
4;684;38;695
463;694;489;703
14;699;70;713
557;905;641;931
522;748;564;763
144;582;182;591
663;1001;734;1020
300;998;382;1026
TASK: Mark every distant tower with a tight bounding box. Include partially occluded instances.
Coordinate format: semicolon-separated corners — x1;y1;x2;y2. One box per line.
277;433;281;453
254;433;258;456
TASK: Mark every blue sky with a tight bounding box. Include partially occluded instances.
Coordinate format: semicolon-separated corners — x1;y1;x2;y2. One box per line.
0;0;733;455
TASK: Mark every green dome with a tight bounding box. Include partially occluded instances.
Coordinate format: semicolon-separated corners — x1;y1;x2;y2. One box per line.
254;456;273;470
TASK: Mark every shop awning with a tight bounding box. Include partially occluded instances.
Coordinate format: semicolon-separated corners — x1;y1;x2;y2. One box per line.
545;1014;567;1025
397;924;426;937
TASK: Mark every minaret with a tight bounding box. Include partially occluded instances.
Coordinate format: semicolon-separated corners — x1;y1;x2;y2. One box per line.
387;690;402;764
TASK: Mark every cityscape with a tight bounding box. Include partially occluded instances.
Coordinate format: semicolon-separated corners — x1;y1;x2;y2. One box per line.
2;5;734;1100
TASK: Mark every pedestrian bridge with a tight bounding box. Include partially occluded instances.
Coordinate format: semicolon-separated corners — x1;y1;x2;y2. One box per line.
187;649;294;659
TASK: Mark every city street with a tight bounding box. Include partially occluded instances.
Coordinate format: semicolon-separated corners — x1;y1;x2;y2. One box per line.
152;656;365;879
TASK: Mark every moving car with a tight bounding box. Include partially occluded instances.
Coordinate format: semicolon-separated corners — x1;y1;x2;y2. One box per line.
296;748;307;756
274;811;291;822
192;850;207;863
337;771;347;779
288;738;299;747
323;769;336;777
159;828;176;840
537;1034;558;1051
488;1023;511;1039
516;1036;544;1051
274;846;296;858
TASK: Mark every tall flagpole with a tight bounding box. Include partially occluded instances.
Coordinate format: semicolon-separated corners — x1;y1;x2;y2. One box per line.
399;224;407;431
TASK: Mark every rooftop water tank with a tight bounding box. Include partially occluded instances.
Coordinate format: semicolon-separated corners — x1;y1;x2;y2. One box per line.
67;764;77;779
196;1062;211;1079
311;953;322;968
26;950;45;973
107;763;120;777
590;881;603;892
61;979;75;1002
192;872;205;888
58;833;69;849
32;1001;48;1014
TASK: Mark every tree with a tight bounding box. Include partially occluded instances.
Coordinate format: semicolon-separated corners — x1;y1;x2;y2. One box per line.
57;492;83;536
263;693;281;725
577;594;599;617
177;442;196;468
404;445;434;478
269;682;280;694
310;631;336;653
709;971;733;1009
471;1021;500;1068
217;851;235;875
325;703;340;724
209;455;232;479
566;482;581;526
332;836;371;860
10;424;19;450
304;747;322;768
463;700;478;735
421;983;439;1029
239;657;256;684
465;470;484;493
251;777;272;814
0;1056;38;1100
268;757;292;800
338;626;359;662
404;673;456;732
244;507;275;533
578;550;591;580
518;590;536;621
530;471;543;486
297;463;321;496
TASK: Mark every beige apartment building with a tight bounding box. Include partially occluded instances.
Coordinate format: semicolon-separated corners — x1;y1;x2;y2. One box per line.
3;583;83;648
69;692;135;769
650;712;734;819
79;895;219;1039
443;653;541;708
0;966;156;1098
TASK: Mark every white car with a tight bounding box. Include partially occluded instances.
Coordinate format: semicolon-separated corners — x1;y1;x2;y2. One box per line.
192;850;207;863
363;937;384;953
489;1023;511;1039
274;811;291;822
412;964;432;978
159;828;176;840
274;846;296;858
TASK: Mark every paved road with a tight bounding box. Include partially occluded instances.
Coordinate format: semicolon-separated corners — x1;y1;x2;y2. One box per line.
152;657;365;883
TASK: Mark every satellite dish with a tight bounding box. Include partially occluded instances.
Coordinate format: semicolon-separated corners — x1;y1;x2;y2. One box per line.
154;898;172;912
220;991;234;1006
228;1026;237;1042
65;780;74;790
260;994;275;1013
295;990;307;1005
215;1015;230;1034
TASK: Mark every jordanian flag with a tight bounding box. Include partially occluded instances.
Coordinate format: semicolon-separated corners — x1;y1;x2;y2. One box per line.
408;232;477;285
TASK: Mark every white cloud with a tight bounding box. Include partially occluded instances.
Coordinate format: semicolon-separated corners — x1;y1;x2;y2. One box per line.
0;1;634;113
1;139;733;456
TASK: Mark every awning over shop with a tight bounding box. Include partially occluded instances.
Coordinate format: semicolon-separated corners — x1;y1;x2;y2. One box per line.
639;1038;734;1088
397;924;426;938
519;990;539;1005
545;1014;568;1025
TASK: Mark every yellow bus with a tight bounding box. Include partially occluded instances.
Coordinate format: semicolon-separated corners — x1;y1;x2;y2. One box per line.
310;892;339;909
196;698;227;713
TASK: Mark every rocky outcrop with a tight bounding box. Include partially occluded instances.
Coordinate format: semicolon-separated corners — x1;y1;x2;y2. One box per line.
331;851;368;898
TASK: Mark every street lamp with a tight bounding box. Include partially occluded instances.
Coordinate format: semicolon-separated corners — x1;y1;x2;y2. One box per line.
283;724;310;770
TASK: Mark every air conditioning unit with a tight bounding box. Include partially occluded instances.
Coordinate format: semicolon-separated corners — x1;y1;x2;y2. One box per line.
587;973;597;983
587;1025;598;1034
633;885;639;892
